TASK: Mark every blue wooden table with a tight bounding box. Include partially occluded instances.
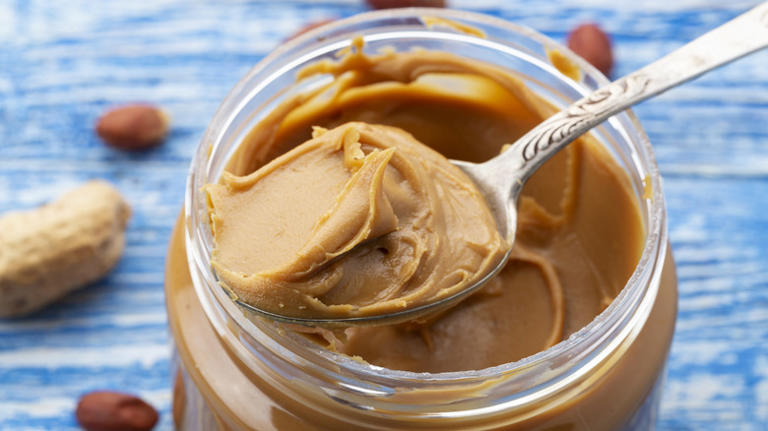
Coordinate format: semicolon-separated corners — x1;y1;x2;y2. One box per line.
1;1;767;429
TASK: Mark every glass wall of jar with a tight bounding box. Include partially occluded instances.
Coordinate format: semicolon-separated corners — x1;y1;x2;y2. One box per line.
165;8;677;431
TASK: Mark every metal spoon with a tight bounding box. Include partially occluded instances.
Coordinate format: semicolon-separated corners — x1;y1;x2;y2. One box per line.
236;2;768;327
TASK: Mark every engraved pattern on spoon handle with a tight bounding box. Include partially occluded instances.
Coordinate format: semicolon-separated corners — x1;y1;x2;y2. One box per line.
488;1;768;190
519;74;650;163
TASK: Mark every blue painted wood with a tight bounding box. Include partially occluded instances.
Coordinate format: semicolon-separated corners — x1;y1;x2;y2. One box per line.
1;1;767;429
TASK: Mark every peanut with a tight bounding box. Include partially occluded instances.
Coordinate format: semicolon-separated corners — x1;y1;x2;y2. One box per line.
96;104;169;150
367;0;446;9
567;23;614;77
0;181;131;317
76;391;159;431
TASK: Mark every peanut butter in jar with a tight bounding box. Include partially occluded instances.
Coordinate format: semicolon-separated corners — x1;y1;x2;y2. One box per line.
167;9;677;431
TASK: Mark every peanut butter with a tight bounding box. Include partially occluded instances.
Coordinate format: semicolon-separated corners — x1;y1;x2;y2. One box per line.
166;25;677;430
208;41;643;371
206;122;507;319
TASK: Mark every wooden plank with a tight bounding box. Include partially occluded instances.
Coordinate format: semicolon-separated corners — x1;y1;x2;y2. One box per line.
1;1;766;429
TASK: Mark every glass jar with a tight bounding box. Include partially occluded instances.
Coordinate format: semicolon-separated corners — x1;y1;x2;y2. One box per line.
165;8;677;430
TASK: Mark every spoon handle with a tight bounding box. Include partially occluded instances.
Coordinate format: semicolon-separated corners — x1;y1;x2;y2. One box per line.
486;1;768;191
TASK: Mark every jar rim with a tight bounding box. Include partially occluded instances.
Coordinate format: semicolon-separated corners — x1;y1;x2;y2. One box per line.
184;7;667;418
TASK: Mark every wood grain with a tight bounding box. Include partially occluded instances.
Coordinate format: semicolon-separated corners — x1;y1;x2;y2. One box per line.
1;1;766;429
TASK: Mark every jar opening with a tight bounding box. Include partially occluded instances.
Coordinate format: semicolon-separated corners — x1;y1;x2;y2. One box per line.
184;7;667;417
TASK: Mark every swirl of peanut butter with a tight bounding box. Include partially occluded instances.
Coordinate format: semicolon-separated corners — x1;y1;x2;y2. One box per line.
205;122;508;319
204;34;643;371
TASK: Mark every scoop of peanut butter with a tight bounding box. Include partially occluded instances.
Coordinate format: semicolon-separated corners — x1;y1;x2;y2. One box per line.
205;122;508;319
